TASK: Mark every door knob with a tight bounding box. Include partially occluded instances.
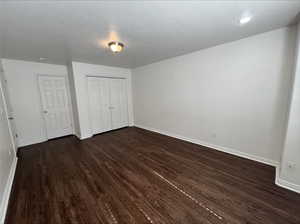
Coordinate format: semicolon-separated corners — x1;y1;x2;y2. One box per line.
43;110;48;114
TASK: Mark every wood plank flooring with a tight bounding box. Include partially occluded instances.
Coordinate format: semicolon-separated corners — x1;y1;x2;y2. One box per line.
5;127;300;224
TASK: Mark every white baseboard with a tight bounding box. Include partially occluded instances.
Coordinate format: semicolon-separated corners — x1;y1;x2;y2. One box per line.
78;125;133;140
135;124;300;194
18;137;47;147
77;134;92;140
134;124;279;167
275;167;300;194
0;157;18;224
74;133;81;140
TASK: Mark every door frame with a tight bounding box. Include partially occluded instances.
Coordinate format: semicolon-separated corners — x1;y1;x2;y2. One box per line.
37;74;75;140
86;75;129;136
0;69;17;155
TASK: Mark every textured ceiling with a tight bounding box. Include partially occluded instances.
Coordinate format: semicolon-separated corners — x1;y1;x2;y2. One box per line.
0;1;300;68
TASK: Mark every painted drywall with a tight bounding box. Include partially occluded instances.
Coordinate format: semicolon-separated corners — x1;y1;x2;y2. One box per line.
132;27;296;164
2;1;300;68
67;62;81;138
0;60;17;224
71;62;133;139
1;59;73;147
280;23;300;191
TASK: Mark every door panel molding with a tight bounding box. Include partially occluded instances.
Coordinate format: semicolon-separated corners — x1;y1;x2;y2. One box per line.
87;76;129;136
0;70;17;153
38;75;73;140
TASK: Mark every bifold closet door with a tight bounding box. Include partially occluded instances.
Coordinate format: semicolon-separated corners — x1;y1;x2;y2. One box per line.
88;77;129;135
87;77;111;134
109;78;128;130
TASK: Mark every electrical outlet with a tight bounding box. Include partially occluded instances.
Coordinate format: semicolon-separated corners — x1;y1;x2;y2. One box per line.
287;162;296;169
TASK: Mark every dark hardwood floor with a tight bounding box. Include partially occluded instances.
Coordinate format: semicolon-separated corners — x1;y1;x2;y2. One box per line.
5;127;300;224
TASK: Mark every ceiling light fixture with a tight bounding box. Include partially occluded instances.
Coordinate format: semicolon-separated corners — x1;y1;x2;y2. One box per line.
108;41;124;53
39;57;47;61
239;15;252;25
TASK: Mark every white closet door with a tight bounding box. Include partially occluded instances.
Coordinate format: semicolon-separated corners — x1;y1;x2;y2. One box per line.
109;78;129;130
88;77;111;134
38;76;72;139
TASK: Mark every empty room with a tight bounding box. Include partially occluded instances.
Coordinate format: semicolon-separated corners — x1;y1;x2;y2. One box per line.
1;1;300;223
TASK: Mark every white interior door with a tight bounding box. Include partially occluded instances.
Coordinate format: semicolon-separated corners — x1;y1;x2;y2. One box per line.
88;77;111;134
0;76;15;157
109;78;129;130
0;70;18;148
38;75;73;139
0;73;16;207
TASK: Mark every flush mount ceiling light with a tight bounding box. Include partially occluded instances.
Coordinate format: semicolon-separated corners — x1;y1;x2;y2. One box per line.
239;15;252;25
108;41;124;53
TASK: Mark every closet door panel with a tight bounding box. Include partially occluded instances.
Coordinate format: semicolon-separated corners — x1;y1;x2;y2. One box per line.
119;79;129;127
109;79;128;130
88;77;111;134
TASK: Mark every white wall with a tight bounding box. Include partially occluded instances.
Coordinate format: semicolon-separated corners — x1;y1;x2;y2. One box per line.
279;23;300;193
1;59;72;146
67;62;81;137
71;61;133;139
132;27;296;165
0;60;17;224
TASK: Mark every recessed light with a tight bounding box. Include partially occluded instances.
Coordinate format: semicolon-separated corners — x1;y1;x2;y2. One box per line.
239;15;252;25
39;57;47;61
108;41;124;53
